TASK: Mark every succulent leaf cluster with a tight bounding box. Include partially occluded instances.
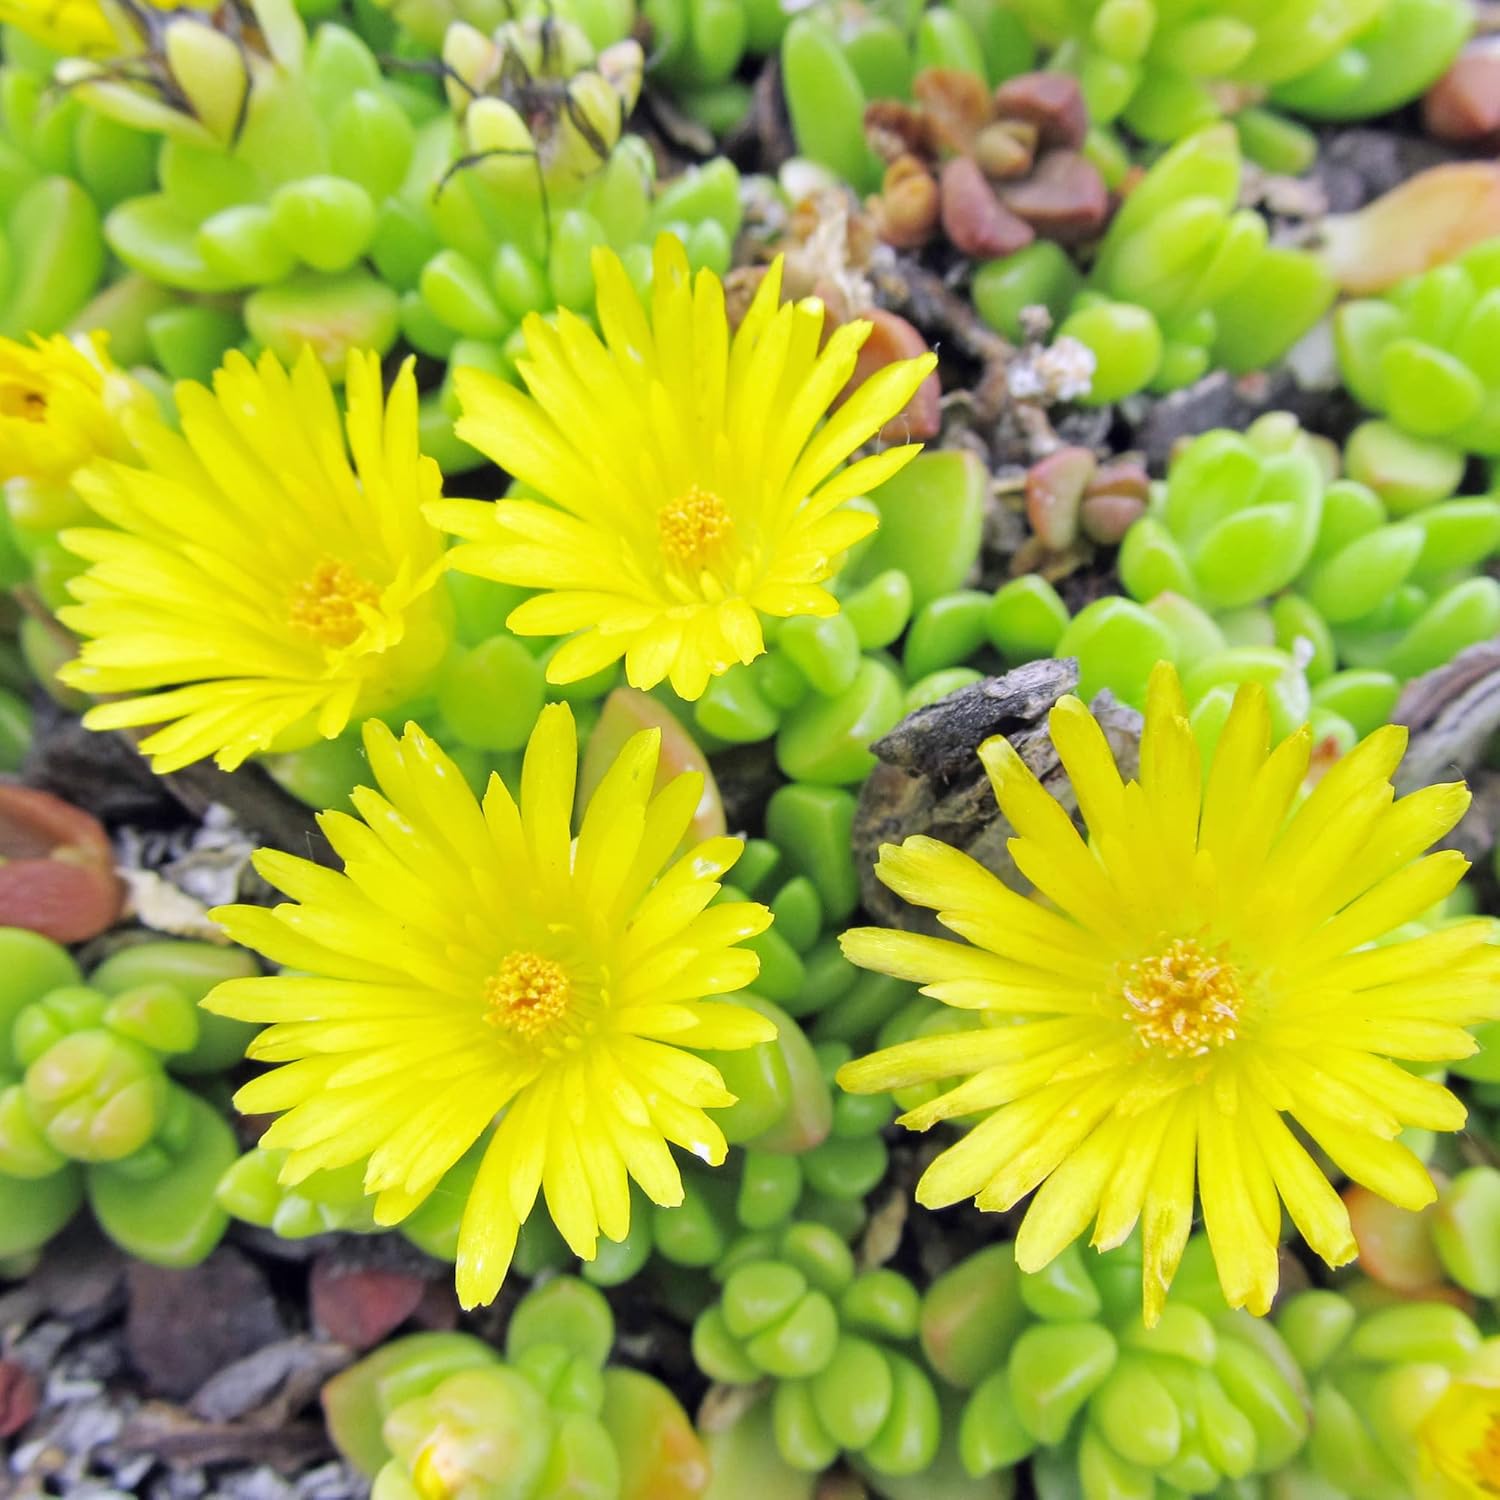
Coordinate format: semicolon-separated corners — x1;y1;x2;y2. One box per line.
0;928;257;1265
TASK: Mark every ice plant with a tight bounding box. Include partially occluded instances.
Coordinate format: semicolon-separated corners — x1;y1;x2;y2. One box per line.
837;662;1500;1325
0;0;120;54
1419;1369;1500;1498
0;333;148;486
56;347;451;772
431;233;938;701
204;703;776;1308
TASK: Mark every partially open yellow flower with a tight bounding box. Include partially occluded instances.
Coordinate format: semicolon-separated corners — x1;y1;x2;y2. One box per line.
206;704;775;1308
0;332;147;486
1418;1354;1500;1498
0;0;117;55
57;347;451;772
429;233;937;700
838;662;1500;1326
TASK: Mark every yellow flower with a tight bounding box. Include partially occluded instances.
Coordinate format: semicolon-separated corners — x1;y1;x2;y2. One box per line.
1419;1349;1500;1498
0;332;147;485
0;0;116;55
56;347;451;772
205;704;775;1308
429;234;937;701
837;662;1500;1326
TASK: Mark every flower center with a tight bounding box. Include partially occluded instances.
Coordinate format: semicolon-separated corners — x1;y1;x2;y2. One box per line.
411;1429;463;1500
288;558;381;647
658;486;735;569
484;951;572;1040
1120;937;1243;1058
1;384;47;422
1473;1412;1500;1493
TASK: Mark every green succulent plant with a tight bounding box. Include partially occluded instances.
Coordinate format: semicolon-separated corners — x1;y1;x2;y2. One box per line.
1063;126;1335;399
693;1220;942;1479
926;1236;1312;1499
1001;0;1468;143
324;1276;711;1500
0;928;258;1265
1336;238;1500;460
1275;1287;1487;1498
779;0;1037;193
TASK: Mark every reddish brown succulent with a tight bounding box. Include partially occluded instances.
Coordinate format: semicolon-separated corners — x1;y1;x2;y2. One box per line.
837;308;942;442
0;785;123;943
864;69;1111;257
1423;44;1500;150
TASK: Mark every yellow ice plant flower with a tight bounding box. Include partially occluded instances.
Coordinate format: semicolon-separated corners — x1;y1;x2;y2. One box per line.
56;347;451;772
0;332;147;486
0;0;116;54
429;234;937;701
204;703;775;1308
838;662;1500;1327
1419;1358;1500;1498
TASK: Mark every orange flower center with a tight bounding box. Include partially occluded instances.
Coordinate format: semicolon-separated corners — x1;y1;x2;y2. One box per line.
288;558;381;647
658;485;735;569
1473;1412;1500;1493
484;951;572;1040
1120;938;1242;1058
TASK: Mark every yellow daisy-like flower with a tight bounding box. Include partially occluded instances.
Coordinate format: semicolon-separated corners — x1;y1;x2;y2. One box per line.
56;347;451;773
0;0;116;55
205;703;775;1308
0;332;148;486
429;233;937;701
1419;1357;1500;1498
838;662;1500;1326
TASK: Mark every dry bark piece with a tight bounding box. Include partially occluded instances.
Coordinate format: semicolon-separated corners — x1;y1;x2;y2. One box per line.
0;785;123;942
1025;446;1097;549
992;72;1089;151
998;149;1110;243
912;66;993;153
126;1248;285;1401
940;156;1035;258
852;659;1141;930
1423;46;1500;147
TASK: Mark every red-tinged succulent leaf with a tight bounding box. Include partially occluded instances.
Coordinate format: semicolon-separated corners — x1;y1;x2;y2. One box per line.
839;310;942;443
1423;46;1500;147
0;1359;38;1438
992;72;1089;151
1318;163;1500;293
311;1260;429;1352
0;787;122;943
1026;447;1097;549
939;157;1035;259
1344;1183;1446;1295
601;1367;711;1500
579;689;725;843
0;861;122;945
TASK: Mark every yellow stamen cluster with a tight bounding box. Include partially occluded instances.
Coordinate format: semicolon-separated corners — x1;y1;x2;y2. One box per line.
287;559;382;648
658;485;735;569
484;951;573;1040
1120;937;1243;1058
